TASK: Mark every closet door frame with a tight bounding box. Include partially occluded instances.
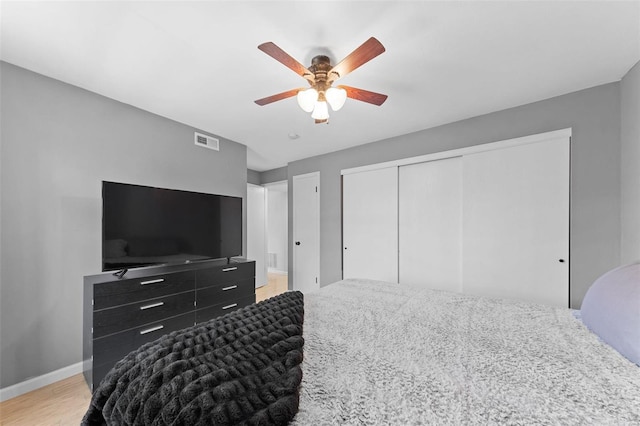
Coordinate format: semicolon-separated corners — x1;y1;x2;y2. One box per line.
342;129;571;175
341;128;571;304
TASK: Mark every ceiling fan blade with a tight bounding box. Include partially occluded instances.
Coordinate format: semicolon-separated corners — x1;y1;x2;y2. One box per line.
340;85;388;106
328;37;385;82
255;88;302;106
258;42;315;84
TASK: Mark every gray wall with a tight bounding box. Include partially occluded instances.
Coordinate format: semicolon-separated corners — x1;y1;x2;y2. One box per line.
260;166;288;185
247;169;261;185
621;60;640;263
247;167;287;185
287;82;622;309
0;62;248;388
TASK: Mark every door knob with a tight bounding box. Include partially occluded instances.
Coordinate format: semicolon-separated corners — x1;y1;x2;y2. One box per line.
295;241;301;246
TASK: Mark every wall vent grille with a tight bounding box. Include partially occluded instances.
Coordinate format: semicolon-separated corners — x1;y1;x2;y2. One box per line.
194;132;219;151
268;253;277;268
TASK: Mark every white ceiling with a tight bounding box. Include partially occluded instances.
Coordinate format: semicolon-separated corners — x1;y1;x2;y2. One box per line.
2;1;639;171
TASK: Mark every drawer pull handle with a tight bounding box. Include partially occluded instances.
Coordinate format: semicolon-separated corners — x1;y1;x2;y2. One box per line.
140;278;164;286
222;267;238;272
140;325;163;335
222;303;238;310
140;302;164;310
222;285;238;291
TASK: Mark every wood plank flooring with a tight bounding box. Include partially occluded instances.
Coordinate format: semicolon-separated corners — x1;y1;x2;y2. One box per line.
0;273;288;425
256;271;289;301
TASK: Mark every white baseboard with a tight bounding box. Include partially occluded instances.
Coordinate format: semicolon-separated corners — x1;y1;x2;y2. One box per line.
0;362;83;402
268;268;288;275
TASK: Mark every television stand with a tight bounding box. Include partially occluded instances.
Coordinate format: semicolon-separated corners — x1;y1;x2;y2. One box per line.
83;258;255;391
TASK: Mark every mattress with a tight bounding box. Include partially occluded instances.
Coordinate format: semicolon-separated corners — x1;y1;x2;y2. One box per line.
293;278;640;424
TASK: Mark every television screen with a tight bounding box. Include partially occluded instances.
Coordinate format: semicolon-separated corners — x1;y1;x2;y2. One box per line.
102;181;242;271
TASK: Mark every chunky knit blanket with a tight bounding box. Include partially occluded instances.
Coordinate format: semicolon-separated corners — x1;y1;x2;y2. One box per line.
82;291;304;426
292;279;640;425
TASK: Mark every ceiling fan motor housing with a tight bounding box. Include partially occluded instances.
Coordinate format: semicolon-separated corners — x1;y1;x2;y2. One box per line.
309;55;335;92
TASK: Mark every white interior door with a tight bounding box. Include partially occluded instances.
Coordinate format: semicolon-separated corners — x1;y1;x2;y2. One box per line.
292;172;320;293
462;137;570;307
247;184;267;288
343;167;398;282
399;157;462;291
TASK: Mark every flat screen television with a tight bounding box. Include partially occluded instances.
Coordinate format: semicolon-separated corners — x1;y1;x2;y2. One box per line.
102;181;242;271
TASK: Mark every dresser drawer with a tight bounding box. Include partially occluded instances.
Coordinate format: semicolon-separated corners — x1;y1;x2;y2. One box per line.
93;290;195;338
195;294;255;324
93;311;195;372
93;271;195;310
195;262;255;289
196;278;254;309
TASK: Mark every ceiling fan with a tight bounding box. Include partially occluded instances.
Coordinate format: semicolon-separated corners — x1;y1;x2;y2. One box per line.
255;37;388;124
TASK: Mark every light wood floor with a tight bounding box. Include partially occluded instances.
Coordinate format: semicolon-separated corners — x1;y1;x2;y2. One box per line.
256;271;288;301
0;273;288;425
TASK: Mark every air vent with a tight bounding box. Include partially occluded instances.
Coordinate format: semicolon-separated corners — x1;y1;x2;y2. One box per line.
194;132;219;151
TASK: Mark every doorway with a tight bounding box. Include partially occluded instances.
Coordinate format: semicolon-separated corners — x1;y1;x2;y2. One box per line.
247;184;267;288
264;181;289;296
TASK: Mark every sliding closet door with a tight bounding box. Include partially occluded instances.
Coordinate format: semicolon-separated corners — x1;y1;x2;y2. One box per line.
343;167;398;282
399;157;462;291
462;137;570;307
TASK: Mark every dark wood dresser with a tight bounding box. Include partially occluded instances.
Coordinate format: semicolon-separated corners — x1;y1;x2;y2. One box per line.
83;258;255;391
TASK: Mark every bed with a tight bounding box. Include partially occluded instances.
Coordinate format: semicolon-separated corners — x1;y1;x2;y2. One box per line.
294;278;640;424
84;275;640;425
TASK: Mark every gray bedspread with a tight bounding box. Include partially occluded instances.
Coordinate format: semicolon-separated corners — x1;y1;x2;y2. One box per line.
293;278;640;425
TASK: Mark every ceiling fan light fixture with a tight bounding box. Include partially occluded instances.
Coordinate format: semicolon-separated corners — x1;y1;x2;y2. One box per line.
326;87;347;111
311;101;330;120
297;88;318;113
256;38;387;123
